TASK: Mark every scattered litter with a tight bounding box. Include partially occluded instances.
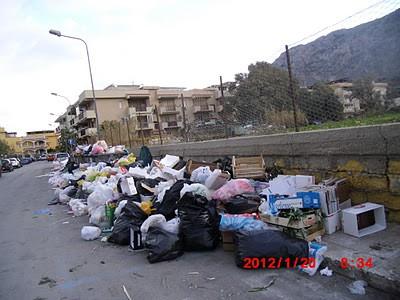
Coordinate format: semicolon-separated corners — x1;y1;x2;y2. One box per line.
206;277;216;281
69;264;83;272
122;285;133;300
62;221;69;224
319;267;333;277
347;280;367;295
38;276;57;288
188;272;200;275
248;278;275;292
33;208;52;215
101;236;108;242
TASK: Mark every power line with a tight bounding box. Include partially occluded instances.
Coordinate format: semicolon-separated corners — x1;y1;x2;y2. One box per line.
288;0;393;47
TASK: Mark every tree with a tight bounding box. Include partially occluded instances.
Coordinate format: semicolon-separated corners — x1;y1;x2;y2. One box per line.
0;139;11;155
228;62;298;125
298;83;343;123
57;128;77;152
352;78;383;113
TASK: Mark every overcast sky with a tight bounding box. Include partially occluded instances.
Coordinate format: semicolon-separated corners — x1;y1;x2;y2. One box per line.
1;0;398;135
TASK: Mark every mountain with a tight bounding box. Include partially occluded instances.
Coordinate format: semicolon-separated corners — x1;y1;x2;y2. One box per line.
272;9;400;86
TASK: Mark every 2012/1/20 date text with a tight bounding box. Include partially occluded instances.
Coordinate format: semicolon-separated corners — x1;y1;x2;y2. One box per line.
243;257;315;269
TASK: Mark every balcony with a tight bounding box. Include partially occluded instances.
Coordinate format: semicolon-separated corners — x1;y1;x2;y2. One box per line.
135;122;154;131
129;106;153;116
78;127;97;138
159;106;179;114
194;105;214;113
162;121;183;129
78;110;96;123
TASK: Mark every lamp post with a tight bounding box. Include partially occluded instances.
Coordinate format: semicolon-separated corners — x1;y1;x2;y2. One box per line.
50;92;71;106
49;29;100;140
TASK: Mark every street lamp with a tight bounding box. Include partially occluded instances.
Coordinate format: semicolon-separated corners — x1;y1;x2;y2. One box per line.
49;29;100;139
50;92;71;106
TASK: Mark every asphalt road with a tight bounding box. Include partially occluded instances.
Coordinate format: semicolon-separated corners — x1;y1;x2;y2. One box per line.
0;162;395;300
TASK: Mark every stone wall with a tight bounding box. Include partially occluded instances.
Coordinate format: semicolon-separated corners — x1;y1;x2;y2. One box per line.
149;123;400;222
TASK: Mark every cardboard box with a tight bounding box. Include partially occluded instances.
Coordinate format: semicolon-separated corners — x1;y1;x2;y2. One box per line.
268;192;320;210
261;211;318;229
285;222;325;241
323;210;341;234
342;202;386;237
221;231;235;252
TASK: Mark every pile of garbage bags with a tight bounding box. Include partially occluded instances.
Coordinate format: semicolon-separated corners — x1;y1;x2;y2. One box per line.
47;146;325;272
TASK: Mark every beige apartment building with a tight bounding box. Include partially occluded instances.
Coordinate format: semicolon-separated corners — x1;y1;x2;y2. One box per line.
329;80;388;115
56;84;221;143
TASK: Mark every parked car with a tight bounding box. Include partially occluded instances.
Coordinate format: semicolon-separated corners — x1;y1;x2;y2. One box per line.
20;157;32;165
1;159;14;172
39;154;47;161
47;153;56;161
9;158;22;168
56;152;70;162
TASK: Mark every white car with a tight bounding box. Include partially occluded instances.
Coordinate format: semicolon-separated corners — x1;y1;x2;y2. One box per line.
9;158;21;168
56;152;70;162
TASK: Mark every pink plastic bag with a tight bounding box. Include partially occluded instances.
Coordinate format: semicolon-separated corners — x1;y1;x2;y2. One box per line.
212;179;254;202
91;144;105;155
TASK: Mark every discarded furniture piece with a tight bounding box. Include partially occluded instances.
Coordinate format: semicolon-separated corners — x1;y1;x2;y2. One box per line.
232;155;265;179
186;159;217;175
342;202;386;237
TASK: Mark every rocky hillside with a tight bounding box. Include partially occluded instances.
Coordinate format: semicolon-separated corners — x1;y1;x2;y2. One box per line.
272;9;400;86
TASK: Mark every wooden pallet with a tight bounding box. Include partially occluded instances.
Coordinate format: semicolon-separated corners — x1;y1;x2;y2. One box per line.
186;159;217;175
232;155;266;179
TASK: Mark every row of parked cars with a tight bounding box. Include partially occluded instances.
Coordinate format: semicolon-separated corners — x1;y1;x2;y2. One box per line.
0;153;70;177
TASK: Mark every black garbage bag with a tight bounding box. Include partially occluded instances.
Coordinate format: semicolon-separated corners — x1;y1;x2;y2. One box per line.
173;157;187;170
224;194;261;214
135;178;160;196
138;146;153;166
214;156;233;177
108;199;148;245
178;192;220;251
154;180;192;220
234;230;309;268
145;227;183;263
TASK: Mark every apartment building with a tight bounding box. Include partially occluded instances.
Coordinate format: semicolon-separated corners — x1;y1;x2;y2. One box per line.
19;130;59;156
329;80;388;115
0;127;23;154
0;127;58;156
57;85;221;143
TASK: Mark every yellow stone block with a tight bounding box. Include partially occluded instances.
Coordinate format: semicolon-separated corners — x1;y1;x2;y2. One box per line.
366;192;400;210
337;160;365;172
388;160;400;175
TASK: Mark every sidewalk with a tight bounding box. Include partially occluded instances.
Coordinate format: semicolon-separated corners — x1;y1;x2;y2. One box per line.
323;223;400;295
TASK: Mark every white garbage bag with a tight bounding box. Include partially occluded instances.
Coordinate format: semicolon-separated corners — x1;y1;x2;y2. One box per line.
160;217;180;234
114;200;127;218
81;226;102;241
69;199;88;217
180;183;211;200
190;166;212;184
89;205;108;227
87;185;113;215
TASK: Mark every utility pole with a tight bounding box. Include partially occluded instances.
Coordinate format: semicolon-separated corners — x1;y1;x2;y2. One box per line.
220;75;228;139
181;93;188;142
125;117;132;150
155;105;163;145
285;45;299;132
118;122;122;145
138;113;145;146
